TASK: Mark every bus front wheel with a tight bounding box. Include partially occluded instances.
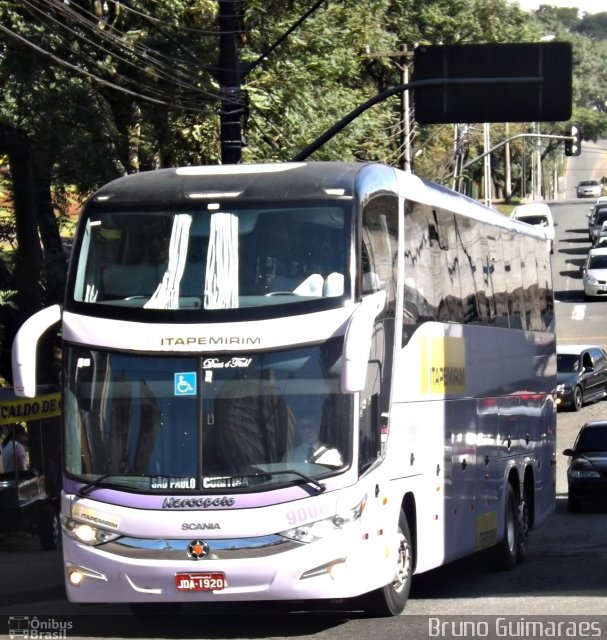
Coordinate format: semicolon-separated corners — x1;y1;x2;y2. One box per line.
360;510;413;617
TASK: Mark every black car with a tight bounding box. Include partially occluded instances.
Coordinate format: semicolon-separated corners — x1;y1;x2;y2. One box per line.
563;420;607;512
555;345;607;411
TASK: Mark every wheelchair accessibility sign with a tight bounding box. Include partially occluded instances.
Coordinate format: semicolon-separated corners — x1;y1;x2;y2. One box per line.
174;372;197;396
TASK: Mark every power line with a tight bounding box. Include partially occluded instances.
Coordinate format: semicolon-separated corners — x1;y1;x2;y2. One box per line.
0;22;212;114
24;0;224;103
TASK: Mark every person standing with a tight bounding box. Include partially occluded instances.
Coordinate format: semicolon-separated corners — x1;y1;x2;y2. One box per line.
0;424;28;473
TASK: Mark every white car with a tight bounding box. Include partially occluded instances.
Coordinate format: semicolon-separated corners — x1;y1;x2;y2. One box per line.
577;180;602;198
581;247;607;299
511;202;555;254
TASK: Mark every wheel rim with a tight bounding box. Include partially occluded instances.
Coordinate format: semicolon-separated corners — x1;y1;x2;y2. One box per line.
506;500;516;553
392;532;412;594
574;388;582;410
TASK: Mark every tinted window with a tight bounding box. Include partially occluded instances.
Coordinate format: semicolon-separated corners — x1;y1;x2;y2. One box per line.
590;348;606;368
557;353;580;373
576;426;607;452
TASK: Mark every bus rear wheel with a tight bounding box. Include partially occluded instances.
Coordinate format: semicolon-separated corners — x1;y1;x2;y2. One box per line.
360;510;412;617
493;483;520;570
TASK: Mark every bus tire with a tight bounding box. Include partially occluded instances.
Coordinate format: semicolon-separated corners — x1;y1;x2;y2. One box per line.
516;489;529;565
493;483;519;571
360;510;412;617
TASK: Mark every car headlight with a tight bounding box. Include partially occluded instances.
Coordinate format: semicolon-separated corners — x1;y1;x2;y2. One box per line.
279;495;367;543
568;466;600;479
586;274;598;284
61;516;121;546
555;384;569;394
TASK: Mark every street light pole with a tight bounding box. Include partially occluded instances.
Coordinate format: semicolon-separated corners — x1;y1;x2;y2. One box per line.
401;44;412;172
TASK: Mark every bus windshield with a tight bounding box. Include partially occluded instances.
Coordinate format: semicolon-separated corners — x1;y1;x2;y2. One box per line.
72;204;349;310
63;339;351;492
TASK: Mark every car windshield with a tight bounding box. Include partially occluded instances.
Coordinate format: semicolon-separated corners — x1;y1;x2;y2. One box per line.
588;255;607;270
576;426;607;453
517;215;549;226
557;353;580;373
581;181;599;187
593;209;607;224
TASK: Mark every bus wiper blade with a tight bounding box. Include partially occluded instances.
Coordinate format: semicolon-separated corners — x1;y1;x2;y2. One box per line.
272;469;326;493
78;474;117;496
78;474;146;496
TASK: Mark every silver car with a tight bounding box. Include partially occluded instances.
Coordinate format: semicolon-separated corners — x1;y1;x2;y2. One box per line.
577;180;602;198
581;247;607;299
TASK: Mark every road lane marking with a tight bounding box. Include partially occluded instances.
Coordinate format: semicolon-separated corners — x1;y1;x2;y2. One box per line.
571;304;586;320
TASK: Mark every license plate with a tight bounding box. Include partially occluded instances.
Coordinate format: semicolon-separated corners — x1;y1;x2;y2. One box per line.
175;572;226;591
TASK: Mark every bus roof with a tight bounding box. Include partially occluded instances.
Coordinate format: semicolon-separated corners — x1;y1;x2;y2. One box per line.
86;162;543;240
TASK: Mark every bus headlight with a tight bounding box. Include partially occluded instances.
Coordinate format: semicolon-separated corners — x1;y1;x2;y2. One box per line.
279;495;366;543
61;516;121;546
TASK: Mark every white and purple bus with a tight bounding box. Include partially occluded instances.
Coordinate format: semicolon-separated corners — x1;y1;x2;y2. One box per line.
12;162;556;615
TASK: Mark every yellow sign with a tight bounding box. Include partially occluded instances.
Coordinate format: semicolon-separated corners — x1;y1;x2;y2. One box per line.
476;511;498;550
0;392;61;425
421;336;466;394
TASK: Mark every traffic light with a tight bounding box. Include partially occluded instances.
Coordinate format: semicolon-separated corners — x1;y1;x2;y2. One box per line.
564;123;582;156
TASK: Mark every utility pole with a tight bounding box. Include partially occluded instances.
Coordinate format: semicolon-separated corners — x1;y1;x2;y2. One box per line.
363;45;414;171
400;44;412;172
216;0;330;164
218;0;246;164
504;122;512;202
483;123;492;206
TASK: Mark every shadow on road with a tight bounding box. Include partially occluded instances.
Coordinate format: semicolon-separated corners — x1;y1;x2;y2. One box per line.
409;495;607;603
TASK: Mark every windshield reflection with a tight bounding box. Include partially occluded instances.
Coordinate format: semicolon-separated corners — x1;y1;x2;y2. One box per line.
64;340;351;492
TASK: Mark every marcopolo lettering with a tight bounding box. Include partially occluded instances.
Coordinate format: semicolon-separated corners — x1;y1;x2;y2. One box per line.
162;496;236;509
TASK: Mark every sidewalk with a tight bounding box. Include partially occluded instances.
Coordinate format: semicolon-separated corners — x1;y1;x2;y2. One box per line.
0;533;65;606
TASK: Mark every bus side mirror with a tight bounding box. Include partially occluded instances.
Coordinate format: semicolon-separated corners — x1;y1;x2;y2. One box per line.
12;305;62;398
341;291;386;393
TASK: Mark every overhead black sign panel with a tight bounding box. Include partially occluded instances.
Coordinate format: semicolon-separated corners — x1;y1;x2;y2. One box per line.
413;42;572;124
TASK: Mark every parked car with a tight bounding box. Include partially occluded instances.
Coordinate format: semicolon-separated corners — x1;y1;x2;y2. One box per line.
563;420;607;511
580;247;607;299
511;202;555;254
587;203;607;241
577;179;602;198
556;344;607;411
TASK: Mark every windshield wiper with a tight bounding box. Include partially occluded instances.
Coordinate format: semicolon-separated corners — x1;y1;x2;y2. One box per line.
281;468;327;493
78;474;117;496
248;467;326;493
78;474;147;496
